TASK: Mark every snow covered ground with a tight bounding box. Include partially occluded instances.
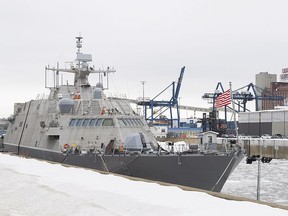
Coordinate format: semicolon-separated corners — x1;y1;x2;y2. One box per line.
222;158;288;207
0;153;287;216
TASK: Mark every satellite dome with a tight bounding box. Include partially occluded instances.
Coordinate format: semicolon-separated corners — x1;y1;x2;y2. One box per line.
93;87;103;99
59;98;74;114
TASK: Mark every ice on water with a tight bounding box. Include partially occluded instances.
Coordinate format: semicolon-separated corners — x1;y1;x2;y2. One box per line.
222;158;288;206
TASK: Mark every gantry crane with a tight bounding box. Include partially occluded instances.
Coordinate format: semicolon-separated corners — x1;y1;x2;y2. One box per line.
137;67;185;128
202;82;284;132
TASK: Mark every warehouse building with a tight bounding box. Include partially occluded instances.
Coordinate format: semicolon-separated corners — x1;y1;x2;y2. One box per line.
255;72;277;110
262;82;288;110
238;108;288;136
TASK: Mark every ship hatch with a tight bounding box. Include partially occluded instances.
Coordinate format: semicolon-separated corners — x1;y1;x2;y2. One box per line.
48;135;60;140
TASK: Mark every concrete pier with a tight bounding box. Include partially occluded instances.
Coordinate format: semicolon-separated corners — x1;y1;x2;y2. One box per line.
218;138;288;159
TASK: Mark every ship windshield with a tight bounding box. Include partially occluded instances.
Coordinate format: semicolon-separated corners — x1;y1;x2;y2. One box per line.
118;119;126;126
69;119;77;126
126;119;134;126
117;118;144;127
69;118;115;127
95;118;103;126
89;118;97;126
136;119;144;126
131;119;139;126
76;119;83;126
102;118;115;126
82;119;90;126
131;119;136;126
123;119;129;126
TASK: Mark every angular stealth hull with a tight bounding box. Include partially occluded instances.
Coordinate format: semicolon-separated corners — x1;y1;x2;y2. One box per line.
3;36;245;193
4;143;244;192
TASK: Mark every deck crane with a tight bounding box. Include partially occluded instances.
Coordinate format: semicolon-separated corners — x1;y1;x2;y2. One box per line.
137;67;185;128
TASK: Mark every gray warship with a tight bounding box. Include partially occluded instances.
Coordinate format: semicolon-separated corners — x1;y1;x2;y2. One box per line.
3;36;244;192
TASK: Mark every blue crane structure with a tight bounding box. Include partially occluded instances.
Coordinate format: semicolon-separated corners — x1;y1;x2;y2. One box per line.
202;82;284;125
137;67;185;128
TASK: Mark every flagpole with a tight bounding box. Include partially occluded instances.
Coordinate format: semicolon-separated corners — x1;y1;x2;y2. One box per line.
229;82;239;141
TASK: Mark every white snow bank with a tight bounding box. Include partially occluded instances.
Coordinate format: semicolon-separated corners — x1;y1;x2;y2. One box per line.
0;153;287;216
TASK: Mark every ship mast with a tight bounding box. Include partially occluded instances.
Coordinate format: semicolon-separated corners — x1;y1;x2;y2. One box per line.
45;36;116;90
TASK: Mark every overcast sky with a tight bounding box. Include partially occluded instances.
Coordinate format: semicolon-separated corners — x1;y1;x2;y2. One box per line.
1;0;288;118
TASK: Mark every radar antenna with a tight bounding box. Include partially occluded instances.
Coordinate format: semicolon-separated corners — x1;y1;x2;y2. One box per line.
76;35;83;54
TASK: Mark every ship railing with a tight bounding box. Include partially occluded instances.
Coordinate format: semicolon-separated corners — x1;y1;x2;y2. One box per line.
198;141;238;155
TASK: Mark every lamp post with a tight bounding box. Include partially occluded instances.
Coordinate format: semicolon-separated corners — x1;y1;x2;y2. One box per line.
256;157;261;201
140;81;146;117
246;155;272;201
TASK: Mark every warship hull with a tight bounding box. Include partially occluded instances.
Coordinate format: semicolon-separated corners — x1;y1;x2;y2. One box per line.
3;36;245;193
3;142;244;192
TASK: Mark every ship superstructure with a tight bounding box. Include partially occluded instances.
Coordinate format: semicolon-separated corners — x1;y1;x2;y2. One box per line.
4;36;244;192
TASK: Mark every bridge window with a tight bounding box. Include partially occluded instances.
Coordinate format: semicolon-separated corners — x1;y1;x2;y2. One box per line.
136;119;144;126
127;119;135;126
69;119;77;126
76;119;83;126
102;118;115;126
89;118;97;126
82;119;90;126
122;119;129;126
117;118;144;127
131;119;138;126
118;119;126;126
95;118;103;126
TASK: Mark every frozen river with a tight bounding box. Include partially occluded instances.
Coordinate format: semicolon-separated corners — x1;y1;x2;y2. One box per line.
222;158;288;207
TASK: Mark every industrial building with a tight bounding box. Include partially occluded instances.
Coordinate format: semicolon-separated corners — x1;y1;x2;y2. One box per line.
261;82;288;110
255;72;277;92
238;108;288;136
256;69;288;110
255;72;277;110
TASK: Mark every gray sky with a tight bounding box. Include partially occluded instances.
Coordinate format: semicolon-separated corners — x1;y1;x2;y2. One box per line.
1;0;288;118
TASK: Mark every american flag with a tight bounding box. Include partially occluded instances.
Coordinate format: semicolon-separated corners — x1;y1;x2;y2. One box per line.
215;89;231;108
